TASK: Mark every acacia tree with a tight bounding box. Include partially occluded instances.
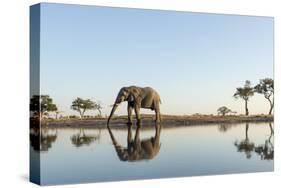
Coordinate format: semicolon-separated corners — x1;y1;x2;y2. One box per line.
71;97;100;119
217;106;232;116
30;95;58;120
254;78;274;115
234;80;255;116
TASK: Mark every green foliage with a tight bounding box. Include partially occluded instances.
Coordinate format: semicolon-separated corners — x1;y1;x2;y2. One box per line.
234;80;255;101
254;78;274;97
254;78;274;114
30;95;58;118
217;106;232;116
71;97;102;118
234;80;254;116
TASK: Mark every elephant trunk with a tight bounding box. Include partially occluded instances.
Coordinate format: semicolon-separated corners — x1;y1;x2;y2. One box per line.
107;104;118;126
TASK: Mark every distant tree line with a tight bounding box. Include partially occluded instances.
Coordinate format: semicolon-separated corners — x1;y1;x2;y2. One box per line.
31;78;273;120
30;96;102;120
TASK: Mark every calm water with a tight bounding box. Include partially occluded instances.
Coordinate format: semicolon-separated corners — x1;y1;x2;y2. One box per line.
30;123;274;185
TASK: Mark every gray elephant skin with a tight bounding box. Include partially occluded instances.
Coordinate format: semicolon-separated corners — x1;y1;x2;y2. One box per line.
107;86;161;126
107;125;161;161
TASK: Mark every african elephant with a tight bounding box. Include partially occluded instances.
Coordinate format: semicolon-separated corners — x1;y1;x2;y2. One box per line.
107;86;161;126
107;124;161;161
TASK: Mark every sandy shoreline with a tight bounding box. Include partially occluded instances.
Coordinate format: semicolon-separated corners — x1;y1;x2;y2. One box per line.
40;115;273;128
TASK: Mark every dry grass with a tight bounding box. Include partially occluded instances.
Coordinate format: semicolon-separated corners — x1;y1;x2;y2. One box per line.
41;114;273;128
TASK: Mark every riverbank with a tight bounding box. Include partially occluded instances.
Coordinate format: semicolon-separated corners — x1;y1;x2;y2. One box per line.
40;114;273;128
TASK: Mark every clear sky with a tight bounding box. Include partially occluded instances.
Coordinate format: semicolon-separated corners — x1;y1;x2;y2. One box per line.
38;3;273;117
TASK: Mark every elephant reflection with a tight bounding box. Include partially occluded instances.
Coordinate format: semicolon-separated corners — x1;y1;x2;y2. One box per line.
71;129;101;147
107;125;161;161
254;123;274;160
30;127;57;152
234;123;255;159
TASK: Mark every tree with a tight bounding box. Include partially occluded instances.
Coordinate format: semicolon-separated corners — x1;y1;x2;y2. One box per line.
254;123;274;160
71;97;98;119
55;111;63;119
217;106;232;116
30;95;58;120
95;102;102;117
218;124;233;132
71;129;101;147
254;78;274;115
234;123;255;159
234;80;254;116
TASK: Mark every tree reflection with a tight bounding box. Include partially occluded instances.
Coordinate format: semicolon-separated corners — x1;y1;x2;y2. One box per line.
254;123;274;160
30;127;57;152
217;124;232;133
234;123;255;159
107;124;161;162
71;128;101;147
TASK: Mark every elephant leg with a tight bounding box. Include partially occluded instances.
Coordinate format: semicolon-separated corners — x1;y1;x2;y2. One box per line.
127;125;132;144
154;123;161;146
127;104;133;125
155;110;160;123
155;103;161;123
134;106;141;126
134;127;141;148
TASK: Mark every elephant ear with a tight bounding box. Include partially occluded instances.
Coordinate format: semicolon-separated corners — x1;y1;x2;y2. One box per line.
128;87;142;104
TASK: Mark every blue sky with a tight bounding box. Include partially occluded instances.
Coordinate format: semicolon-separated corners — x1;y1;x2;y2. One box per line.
38;3;273;116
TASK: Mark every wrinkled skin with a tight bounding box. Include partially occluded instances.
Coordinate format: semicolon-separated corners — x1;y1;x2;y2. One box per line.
107;124;161;161
107;86;161;126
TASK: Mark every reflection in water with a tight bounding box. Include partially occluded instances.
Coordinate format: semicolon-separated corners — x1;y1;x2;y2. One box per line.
234;123;255;159
71;128;101;147
37;123;273;185
30;127;58;152
254;123;274;160
107;125;161;162
30;127;40;151
234;123;274;160
217;123;233;133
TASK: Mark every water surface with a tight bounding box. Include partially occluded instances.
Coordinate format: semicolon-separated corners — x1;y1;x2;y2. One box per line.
30;123;274;185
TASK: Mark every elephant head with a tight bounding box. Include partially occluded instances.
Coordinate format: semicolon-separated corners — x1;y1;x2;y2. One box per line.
107;87;131;125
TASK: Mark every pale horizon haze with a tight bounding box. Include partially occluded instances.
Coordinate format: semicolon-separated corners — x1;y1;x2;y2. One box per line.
37;3;274;117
